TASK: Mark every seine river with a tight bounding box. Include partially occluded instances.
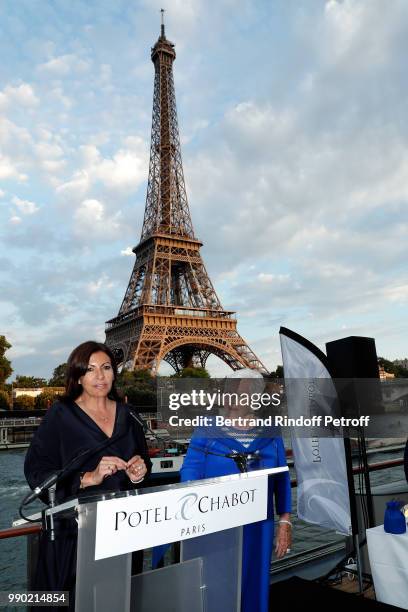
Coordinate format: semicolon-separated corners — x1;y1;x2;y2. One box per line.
0;447;406;601
0;450;44;597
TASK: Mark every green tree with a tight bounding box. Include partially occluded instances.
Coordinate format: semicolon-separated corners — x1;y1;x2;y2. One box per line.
276;365;284;378
172;367;210;378
0;389;11;410
116;369;157;409
117;369;153;387
378;357;394;371
124;387;157;409
0;335;13;387
49;363;68;387
15;375;47;388
35;389;62;409
378;358;408;378
14;394;36;410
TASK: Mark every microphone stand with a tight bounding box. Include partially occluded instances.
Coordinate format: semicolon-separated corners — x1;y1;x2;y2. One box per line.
47;485;56;542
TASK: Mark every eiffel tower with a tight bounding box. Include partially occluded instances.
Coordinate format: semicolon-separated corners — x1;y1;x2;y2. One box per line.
105;16;268;375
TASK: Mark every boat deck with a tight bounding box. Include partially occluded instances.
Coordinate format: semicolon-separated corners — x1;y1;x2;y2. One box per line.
270;576;403;611
332;578;375;599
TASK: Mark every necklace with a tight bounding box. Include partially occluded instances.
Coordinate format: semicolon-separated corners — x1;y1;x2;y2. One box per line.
77;399;110;422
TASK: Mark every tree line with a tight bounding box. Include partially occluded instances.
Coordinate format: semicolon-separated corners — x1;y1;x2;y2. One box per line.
1;334;406;411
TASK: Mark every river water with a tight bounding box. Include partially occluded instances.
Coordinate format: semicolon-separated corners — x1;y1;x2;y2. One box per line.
0;447;406;596
0;450;37;595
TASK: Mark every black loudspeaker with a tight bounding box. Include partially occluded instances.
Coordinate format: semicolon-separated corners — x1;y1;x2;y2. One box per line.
325;336;379;379
325;336;381;417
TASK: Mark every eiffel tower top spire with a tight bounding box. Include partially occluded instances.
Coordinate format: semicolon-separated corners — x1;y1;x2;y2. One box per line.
140;11;195;242
160;8;166;38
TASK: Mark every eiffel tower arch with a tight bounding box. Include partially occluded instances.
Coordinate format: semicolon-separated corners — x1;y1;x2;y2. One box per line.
105;18;268;376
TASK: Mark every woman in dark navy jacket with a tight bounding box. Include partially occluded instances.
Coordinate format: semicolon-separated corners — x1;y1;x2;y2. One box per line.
180;369;292;612
24;341;151;609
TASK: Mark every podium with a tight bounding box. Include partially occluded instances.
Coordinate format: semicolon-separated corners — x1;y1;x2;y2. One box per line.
45;467;288;612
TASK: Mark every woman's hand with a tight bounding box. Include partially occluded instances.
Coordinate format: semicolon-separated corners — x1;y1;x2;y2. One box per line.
274;515;292;559
126;455;148;483
80;455;128;488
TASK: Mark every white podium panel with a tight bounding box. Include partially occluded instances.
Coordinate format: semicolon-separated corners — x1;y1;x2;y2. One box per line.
44;466;288;611
366;524;408;610
95;472;270;560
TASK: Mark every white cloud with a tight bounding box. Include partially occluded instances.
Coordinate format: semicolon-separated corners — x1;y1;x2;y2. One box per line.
73;198;122;239
0;83;39;110
34;140;66;174
0;117;32;146
324;0;367;58
41;159;67;173
121;246;134;256
257;273;290;284
382;284;408;304
0;114;70;185
57;137;148;197
9;215;22;225
12;196;39;215
225;101;295;145
101;136;149;190
56;170;90;198
96;147;146;190
8;344;36;359
86;274;115;294
34;141;64;161
323;0;404;69
50;87;73;109
0;118;33;181
0;156;27;181
38;54;90;76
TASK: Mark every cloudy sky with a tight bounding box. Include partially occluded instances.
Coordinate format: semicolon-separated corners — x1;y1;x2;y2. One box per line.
1;0;407;379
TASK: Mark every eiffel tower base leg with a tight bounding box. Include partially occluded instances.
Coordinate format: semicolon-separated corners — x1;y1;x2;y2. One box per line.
106;315;269;375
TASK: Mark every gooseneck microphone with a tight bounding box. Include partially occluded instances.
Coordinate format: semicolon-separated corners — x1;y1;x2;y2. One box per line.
22;472;61;506
128;408;148;432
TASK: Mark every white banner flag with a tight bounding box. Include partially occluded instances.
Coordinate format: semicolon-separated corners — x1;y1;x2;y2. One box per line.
280;327;352;535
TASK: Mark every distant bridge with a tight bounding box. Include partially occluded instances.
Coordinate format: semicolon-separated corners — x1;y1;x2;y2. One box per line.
0;417;41;449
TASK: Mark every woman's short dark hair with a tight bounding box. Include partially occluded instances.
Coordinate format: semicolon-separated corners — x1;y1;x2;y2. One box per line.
63;341;121;402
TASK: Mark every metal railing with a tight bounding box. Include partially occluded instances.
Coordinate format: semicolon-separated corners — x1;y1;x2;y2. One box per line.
0;418;42;427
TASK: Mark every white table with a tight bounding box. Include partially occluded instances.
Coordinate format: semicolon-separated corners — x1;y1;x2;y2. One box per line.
366;524;408;609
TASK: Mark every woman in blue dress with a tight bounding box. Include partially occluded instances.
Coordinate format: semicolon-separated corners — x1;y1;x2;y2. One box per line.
180;369;292;612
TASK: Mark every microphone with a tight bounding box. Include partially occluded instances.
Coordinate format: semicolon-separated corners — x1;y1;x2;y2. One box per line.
22;472;60;506
226;451;261;473
128;407;168;452
128;408;148;432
